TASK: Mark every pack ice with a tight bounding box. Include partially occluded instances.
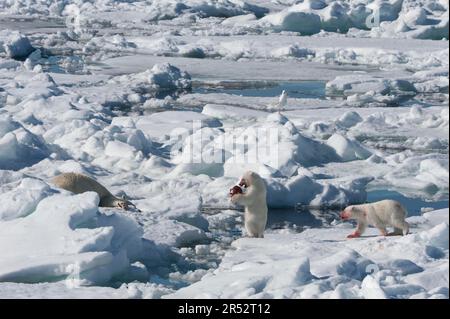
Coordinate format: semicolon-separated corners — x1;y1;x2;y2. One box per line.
0;0;448;299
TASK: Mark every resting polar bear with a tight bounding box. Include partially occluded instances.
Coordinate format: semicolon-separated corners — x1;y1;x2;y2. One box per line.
340;199;409;238
52;172;135;210
230;171;268;238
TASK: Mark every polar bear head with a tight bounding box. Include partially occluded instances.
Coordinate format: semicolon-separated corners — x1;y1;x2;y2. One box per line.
238;171;266;194
340;205;366;220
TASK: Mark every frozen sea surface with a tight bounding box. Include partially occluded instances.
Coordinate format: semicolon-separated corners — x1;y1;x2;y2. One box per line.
367;190;448;216
0;0;448;299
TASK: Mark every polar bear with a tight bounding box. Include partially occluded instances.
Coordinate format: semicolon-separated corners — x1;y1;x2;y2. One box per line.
230;171;268;238
340;199;409;238
52;172;136;210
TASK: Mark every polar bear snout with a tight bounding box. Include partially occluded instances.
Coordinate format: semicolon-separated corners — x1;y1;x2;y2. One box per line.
229;185;243;197
238;178;248;187
340;210;351;220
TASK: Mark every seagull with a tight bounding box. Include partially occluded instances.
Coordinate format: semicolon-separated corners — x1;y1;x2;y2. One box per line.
278;90;288;113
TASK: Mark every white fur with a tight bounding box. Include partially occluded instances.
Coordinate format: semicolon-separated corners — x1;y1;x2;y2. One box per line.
343;199;409;237
230;171;268;238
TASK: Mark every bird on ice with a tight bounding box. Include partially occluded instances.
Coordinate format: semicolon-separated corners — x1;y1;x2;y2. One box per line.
278;90;287;113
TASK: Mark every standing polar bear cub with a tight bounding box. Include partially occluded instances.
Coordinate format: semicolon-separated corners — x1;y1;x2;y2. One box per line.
230;171;268;238
341;199;409;238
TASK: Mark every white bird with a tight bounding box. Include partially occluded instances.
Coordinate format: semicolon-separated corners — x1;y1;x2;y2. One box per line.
278;90;288;113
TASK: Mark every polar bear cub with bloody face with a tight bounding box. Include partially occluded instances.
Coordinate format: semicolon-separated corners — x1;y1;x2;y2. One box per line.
340;199;409;239
230;171;268;238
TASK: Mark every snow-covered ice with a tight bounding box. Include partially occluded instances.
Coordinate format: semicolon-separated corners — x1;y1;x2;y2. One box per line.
167;209;449;299
0;0;448;299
